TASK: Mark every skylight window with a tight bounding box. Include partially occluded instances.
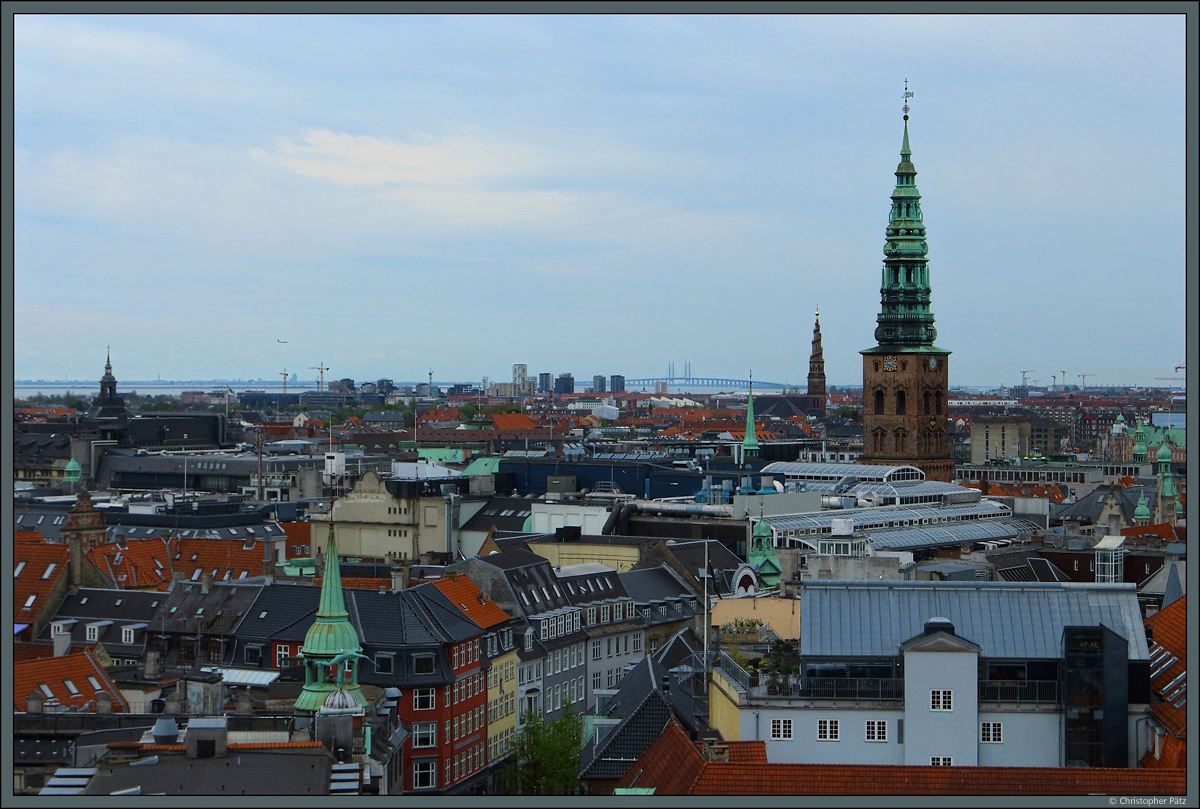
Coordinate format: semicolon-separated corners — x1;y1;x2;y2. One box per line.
86;676;102;690
63;679;80;696
190;570;201;581
259;611;268;619
13;561;25;578
23;595;36;609
38;683;53;698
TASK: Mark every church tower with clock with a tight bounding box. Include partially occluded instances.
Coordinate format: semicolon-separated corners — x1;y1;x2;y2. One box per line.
860;87;953;482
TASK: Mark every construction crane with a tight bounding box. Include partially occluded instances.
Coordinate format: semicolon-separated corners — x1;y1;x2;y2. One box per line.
1078;372;1091;391
1051;373;1057;391
1061;371;1067;392
279;368;289;395
1175;364;1186;372
310;362;329;391
1020;370;1036;387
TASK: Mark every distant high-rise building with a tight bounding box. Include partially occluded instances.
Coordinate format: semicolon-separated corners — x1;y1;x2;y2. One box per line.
554;373;575;395
654;380;668;395
513;363;528;388
610;374;625;394
592;375;606;394
376;379;395;395
538;372;552;394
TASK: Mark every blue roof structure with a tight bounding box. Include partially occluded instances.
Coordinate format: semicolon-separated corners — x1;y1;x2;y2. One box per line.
800;580;1150;661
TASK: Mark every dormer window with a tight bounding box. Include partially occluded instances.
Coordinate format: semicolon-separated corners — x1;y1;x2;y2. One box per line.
524;629;533;651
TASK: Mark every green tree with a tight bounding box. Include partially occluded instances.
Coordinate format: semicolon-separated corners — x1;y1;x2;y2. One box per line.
506;708;582;795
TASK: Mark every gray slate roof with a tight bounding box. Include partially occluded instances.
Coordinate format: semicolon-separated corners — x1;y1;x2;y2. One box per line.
800;580;1150;661
579;655;700;782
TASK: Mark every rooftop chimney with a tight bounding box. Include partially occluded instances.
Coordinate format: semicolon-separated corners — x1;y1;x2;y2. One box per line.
200;572;213;594
923;617;955;636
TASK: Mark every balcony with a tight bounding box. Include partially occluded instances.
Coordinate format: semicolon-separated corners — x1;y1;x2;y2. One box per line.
715;653;902;702
979;679;1060;703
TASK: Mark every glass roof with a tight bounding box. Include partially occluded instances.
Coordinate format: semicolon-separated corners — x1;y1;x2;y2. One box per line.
761;499;1010;533
760;461;925;483
867;518;1043;550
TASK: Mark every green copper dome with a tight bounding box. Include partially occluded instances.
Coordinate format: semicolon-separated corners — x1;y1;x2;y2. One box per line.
1133;490;1151;522
63;457;82;483
1157;443;1172;462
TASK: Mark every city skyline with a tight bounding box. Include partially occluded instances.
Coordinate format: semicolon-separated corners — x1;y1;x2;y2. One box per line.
14;13;1186;388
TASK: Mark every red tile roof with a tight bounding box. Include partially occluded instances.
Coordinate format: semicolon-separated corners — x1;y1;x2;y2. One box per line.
314;576;391;591
433;574;510;629
1145;595;1187;739
14;536;69;619
617;718;1185;796
87;537;268;591
279;521;313;558
13;649;129;713
490;412;538;430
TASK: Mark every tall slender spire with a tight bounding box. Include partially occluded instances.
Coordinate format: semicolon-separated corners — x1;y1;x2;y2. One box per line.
742;372;759;458
872;81;939;349
807;306;826;402
295;523;366;712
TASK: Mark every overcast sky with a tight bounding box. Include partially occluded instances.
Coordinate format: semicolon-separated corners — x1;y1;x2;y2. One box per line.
13;12;1187;389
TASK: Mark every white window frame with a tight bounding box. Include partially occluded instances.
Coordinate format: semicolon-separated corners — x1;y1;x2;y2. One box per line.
122;627;135;645
86;624;99;642
817;719;839;741
770;718;792;740
980;721;1003;743
930;689;953;711
930;756;953;766
865;719;887;742
414;688;435;711
412;760;436;789
412;722;437;748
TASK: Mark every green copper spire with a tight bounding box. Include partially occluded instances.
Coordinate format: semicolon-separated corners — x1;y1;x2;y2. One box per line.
1133;489;1151;524
1157;443;1176;499
747;517;781;588
295;524;366;712
742;372;759;458
1132;420;1147;463
871;82;942;350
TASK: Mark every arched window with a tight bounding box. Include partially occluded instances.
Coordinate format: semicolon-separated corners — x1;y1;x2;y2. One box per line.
874;389;884;415
895;389;906;416
935;392;943;415
895;430;907;453
923;390;932;415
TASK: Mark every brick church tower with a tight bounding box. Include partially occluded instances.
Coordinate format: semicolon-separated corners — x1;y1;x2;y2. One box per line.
860;86;953;482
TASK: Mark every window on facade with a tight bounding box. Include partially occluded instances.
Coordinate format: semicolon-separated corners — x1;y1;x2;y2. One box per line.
86;624;99;642
874;389;884;415
592;640;602;660
980;722;1003;743
414;655;435;675
122;627;135;645
930;756;952;766
414;688;435;710
413;722;436;748
601;605;611;623
866;720;887;742
817;719;839;741
592;671;601;691
632;632;642;653
930;689;953;711
770;719;792;740
375;654;394;674
244;644;263;666
412;761;436;789
276;644;291;668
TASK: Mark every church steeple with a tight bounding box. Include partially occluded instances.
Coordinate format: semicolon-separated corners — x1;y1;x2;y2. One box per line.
295;524;366;712
807;307;827;403
742;372;759;460
859;83;953;483
871;83;941;350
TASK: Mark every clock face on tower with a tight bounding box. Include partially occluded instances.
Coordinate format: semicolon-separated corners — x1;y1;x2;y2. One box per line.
883;356;897;372
928;357;938;371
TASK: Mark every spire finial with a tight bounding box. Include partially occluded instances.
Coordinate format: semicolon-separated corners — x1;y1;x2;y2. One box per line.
903;78;913;121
